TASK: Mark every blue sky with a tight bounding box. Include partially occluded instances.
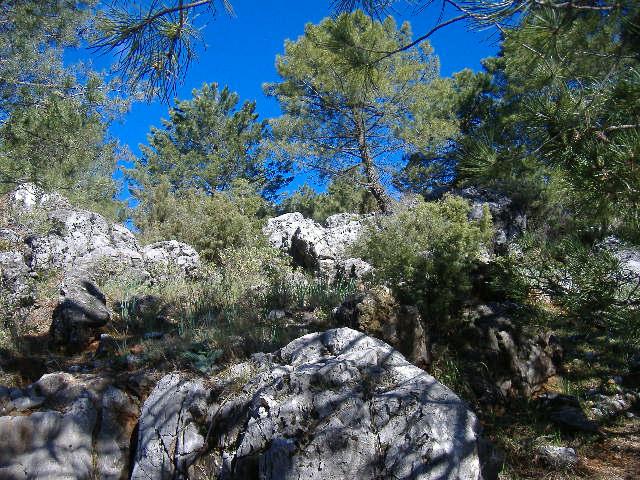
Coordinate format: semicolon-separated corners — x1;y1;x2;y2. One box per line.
94;1;500;199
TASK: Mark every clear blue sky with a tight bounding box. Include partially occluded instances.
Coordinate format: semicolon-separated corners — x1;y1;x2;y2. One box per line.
97;1;500;200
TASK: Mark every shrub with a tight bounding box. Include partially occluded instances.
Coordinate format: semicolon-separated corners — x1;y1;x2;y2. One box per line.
352;195;493;323
134;179;271;264
280;174;378;222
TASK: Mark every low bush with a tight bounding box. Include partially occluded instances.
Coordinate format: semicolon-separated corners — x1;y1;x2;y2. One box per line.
133;179;271;264
352;194;493;323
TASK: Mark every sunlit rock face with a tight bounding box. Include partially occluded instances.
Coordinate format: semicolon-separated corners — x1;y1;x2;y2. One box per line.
131;328;496;480
263;212;372;280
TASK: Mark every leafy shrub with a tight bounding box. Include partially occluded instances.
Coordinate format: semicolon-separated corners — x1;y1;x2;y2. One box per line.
352;195;493;323
133;179;271;263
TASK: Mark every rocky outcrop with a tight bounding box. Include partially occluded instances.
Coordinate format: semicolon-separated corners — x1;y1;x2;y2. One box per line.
49;269;111;352
600;236;640;279
0;372;139;480
132;328;495;480
142;240;201;279
0;250;35;309
0;185;202;340
4;184;200;277
264;212;372;278
334;286;430;367
457;303;561;402
11;184;143;272
0;330;497;480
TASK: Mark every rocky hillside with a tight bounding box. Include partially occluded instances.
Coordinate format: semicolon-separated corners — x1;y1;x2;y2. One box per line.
0;184;639;479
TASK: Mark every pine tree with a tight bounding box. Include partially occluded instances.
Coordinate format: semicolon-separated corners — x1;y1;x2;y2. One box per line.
265;11;458;213
131;83;290;199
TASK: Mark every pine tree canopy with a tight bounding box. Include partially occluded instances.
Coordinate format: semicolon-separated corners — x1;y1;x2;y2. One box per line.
265;10;458;212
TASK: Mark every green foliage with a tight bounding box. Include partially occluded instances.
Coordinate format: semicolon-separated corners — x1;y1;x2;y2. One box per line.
132;82;289;198
353;195;493;321
97;240;356;372
496;235;640;344
130;83;291;261
0;0;96;114
0;94;124;216
94;0;234;100
133;179;270;264
0;1;126;217
280;174;377;222
265;10;458;212
453;2;640;240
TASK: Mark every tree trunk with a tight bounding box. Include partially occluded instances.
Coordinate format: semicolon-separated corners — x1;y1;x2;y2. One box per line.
354;110;393;213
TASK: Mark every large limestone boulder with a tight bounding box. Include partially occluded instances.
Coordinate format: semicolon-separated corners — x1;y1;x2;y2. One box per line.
264;212;372;278
142;240;201;278
0;372;139;480
132;328;496;480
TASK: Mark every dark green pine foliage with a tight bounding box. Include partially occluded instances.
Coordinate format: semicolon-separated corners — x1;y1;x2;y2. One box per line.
133;83;289;199
130;83;291;262
280;173;378;222
0;0;125;217
450;2;640;240
265;11;458;213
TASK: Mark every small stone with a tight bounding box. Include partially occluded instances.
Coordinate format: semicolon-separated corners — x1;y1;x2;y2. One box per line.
10;395;45;412
536;445;578;468
266;310;287;321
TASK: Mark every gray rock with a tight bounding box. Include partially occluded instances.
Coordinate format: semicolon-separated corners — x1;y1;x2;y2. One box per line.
334;257;374;281
50;270;110;351
264;212;367;277
133;328;494;480
324;212;363;228
0;250;35;308
459;303;561;402
334;286;430;367
536;445;578;468
600;236;640;279
142;240;201;278
263;212;312;252
5;184;143;273
0;373;139;480
0;396;97;479
96;386;140;480
588;391;640;419
26;208;143;271
538;393;599;433
131;374;207;480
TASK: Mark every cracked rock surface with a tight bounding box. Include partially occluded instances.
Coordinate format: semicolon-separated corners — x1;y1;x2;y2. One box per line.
0;372;139;480
133;328;493;480
263;212;372;279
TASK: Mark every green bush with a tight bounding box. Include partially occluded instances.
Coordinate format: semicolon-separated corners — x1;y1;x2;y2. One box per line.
280;174;378;222
352;195;493;323
134;179;271;264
